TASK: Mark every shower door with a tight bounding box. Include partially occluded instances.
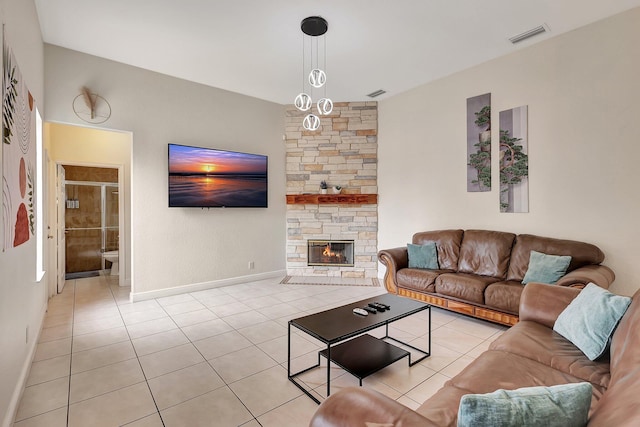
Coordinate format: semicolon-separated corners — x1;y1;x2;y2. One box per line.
64;181;119;276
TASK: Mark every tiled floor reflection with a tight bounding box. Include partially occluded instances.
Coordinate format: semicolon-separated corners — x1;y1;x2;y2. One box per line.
14;275;507;426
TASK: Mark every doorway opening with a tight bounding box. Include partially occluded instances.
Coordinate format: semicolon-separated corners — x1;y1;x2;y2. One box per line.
46;122;132;294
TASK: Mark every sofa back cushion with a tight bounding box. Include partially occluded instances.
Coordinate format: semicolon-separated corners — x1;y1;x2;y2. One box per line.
457;230;516;278
412;229;463;271
587;289;640;426
507;234;604;282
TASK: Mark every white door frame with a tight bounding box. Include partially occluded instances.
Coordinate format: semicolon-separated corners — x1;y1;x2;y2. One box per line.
45;150;57;298
56;164;66;293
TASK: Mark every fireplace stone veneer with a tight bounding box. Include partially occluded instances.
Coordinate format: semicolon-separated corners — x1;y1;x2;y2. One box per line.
285;102;378;279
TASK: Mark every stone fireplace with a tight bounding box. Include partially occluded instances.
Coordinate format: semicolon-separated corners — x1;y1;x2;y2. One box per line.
285;102;378;280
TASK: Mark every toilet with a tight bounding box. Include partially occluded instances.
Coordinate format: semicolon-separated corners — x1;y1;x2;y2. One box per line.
103;250;119;275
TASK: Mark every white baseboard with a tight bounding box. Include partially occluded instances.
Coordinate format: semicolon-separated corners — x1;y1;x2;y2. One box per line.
129;270;287;302
3;302;48;427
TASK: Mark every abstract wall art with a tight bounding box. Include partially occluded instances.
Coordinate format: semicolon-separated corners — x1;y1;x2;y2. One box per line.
3;34;37;250
467;93;492;192
499;105;529;213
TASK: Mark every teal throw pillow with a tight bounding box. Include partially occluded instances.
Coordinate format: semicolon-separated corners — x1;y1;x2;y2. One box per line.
554;283;631;360
407;243;439;269
521;250;571;284
457;382;592;427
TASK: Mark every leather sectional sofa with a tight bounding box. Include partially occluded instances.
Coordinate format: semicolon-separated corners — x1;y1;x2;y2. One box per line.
310;282;640;426
378;229;615;326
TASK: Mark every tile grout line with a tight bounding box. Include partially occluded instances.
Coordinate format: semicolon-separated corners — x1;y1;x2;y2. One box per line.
174;302;278;425
66;279;77;427
113;279;168;427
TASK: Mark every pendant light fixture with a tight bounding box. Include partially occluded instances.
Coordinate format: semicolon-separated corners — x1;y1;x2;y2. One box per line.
295;16;333;131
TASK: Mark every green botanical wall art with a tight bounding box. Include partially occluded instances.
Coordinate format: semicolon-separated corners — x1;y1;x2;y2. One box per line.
499;106;529;213
467;93;491;192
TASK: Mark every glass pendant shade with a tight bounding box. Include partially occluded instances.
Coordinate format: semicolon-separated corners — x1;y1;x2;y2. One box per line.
317;98;333;115
309;69;327;88
294;93;312;111
303;114;321;131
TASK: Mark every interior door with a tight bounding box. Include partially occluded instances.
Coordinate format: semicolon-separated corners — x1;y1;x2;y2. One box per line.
56;164;66;293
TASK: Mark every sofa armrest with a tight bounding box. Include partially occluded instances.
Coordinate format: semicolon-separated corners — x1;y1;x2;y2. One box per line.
309;387;438;427
555;264;615;289
378;247;408;294
519;282;581;328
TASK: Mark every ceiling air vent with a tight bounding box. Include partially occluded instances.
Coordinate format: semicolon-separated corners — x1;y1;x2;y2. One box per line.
509;24;548;44
366;89;386;98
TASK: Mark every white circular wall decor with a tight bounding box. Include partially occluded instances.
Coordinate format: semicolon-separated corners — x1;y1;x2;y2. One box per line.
72;92;112;124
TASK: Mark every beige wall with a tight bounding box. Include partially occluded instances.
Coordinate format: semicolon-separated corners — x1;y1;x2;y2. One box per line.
43;45;287;298
46;123;132;284
378;8;640;296
0;1;45;425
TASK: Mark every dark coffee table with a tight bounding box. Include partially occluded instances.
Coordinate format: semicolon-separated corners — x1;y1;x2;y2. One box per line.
287;293;431;403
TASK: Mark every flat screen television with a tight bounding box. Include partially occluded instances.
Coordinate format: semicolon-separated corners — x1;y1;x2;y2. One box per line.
168;143;268;208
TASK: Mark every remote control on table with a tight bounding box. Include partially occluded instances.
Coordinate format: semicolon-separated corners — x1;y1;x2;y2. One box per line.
353;308;369;316
373;302;390;310
363;306;378;314
368;303;386;312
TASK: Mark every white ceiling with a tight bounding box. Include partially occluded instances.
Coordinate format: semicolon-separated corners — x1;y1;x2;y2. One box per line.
34;0;640;105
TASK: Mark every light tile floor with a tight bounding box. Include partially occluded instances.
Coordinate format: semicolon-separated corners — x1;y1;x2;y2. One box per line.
14;275;507;427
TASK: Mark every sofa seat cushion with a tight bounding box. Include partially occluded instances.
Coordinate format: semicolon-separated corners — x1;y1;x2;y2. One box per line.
484;281;524;314
397;268;453;292
490;320;611;388
417;350;606;426
435;273;499;304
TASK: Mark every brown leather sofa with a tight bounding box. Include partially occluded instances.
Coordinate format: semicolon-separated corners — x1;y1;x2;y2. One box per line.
378;229;615;326
310;282;640;426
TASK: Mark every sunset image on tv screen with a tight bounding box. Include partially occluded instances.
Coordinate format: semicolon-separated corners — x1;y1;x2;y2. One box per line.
168;144;267;207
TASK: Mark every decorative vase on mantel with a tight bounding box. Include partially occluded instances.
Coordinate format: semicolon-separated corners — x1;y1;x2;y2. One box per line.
333;186;342;194
319;180;328;194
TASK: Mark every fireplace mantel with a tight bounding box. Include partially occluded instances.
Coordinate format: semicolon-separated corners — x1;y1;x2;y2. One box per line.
286;194;378;205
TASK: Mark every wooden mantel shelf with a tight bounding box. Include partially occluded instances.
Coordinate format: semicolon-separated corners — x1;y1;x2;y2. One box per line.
286;194;378;205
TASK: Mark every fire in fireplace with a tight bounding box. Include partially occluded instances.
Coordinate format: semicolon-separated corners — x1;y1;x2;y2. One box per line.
308;240;355;267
